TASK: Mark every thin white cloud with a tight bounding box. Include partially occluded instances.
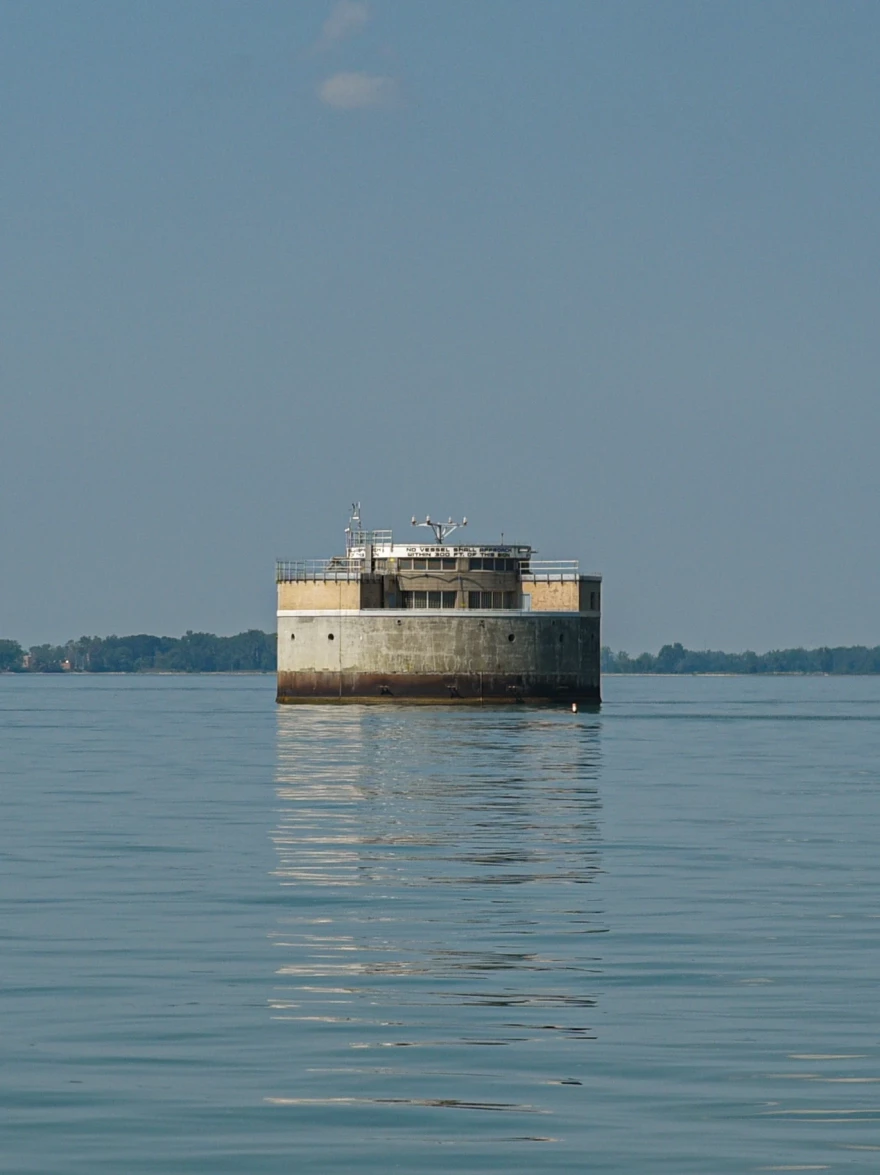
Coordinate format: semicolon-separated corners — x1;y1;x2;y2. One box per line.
320;2;370;47
318;72;399;111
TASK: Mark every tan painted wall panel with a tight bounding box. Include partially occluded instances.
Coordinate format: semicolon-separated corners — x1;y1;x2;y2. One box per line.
277;580;361;611
521;580;580;612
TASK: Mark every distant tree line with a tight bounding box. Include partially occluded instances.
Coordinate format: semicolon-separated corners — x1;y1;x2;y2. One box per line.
0;631;275;673
6;634;880;675
602;642;880;675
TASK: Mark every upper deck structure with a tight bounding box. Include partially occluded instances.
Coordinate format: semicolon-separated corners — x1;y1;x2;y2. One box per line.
276;507;601;704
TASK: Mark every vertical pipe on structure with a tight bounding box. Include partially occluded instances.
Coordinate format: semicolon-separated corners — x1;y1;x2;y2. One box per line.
338;578;343;698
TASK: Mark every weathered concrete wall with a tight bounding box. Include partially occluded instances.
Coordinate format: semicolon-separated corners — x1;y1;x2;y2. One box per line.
277;580;361;611
277;612;600;704
396;570;518;586
359;580;383;609
396;571;461;589
578;576;601;612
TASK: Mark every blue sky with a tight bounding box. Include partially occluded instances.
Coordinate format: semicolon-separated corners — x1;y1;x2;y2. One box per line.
2;1;879;651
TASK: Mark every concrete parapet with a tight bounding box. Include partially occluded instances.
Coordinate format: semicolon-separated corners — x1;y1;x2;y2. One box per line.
276;612;600;704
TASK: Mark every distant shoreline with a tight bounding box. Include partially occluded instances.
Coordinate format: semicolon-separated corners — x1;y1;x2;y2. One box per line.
2;670;872;677
5;633;880;676
602;671;857;677
5;668;880;679
0;631;275;674
0;669;275;676
602;642;880;676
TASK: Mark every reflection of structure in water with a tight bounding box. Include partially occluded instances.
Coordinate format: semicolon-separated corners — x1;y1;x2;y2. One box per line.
276;505;602;705
269;706;604;1081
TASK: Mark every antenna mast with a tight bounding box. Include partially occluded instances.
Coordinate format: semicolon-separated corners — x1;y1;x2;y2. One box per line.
411;514;468;543
345;502;362;552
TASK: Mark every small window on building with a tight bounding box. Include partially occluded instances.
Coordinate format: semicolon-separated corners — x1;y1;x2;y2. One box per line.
428;591;442;608
442;591;457;608
398;558;413;570
427;559;443;570
412;558;427;571
469;558;483;571
464;590;517;609
374;559;387;571
442;558;456;570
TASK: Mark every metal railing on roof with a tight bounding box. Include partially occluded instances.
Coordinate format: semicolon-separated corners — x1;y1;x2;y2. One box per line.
277;557;594;583
521;560;580;580
345;530;393;550
276;558;368;582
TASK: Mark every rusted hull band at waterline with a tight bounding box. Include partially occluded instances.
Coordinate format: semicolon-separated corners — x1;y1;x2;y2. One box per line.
276;670;601;705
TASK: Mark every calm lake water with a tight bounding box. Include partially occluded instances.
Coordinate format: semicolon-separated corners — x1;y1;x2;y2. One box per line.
3;674;880;1172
